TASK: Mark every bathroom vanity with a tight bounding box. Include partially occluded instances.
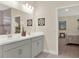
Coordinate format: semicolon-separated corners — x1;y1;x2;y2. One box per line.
0;32;44;58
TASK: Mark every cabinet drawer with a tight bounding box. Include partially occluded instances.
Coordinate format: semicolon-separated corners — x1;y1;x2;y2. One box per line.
3;39;31;51
32;35;44;42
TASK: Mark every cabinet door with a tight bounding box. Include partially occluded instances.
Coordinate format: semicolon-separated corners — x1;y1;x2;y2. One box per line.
3;44;31;58
32;38;43;57
3;47;20;58
19;43;31;58
3;38;32;58
32;40;39;57
37;39;43;54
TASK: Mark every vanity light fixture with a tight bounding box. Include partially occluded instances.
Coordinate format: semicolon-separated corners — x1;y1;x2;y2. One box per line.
22;3;34;14
31;7;34;10
24;3;34;10
25;3;34;10
29;5;32;9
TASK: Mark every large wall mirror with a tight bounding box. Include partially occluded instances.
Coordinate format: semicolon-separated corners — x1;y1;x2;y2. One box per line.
0;3;33;35
0;4;11;35
0;4;22;35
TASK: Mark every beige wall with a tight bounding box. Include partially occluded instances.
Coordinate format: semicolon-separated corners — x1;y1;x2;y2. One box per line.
34;5;58;54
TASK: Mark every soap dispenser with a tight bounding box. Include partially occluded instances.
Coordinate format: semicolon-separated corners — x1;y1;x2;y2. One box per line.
21;26;26;36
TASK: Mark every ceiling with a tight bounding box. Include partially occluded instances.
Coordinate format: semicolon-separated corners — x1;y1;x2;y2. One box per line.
0;1;79;14
58;5;79;17
17;1;79;8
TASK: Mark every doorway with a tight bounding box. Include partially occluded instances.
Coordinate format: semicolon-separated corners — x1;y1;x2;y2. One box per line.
58;5;79;58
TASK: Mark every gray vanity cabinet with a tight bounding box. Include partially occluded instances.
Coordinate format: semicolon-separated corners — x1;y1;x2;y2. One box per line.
32;36;44;57
3;39;31;58
0;35;44;58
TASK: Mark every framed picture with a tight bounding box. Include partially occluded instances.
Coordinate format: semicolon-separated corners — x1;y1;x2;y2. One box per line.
59;33;65;38
38;18;45;26
59;21;66;30
15;16;21;33
77;19;79;30
27;19;32;26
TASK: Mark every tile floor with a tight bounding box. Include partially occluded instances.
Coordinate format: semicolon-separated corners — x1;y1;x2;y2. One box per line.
36;52;70;58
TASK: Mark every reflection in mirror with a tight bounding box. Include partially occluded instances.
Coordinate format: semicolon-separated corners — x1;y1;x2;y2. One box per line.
15;16;21;33
0;3;34;35
0;4;11;35
58;5;79;57
11;8;33;34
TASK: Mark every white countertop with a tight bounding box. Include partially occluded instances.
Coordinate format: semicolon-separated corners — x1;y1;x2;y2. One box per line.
0;32;44;45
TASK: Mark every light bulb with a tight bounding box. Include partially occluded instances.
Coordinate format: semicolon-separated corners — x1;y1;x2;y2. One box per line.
25;3;29;7
31;7;34;10
65;9;69;12
29;5;31;9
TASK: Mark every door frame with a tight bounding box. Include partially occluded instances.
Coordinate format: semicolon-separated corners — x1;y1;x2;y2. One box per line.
56;4;79;55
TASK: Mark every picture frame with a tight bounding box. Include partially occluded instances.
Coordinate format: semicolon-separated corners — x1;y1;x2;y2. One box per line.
59;33;65;38
59;21;66;30
27;19;32;26
38;18;45;26
77;19;79;30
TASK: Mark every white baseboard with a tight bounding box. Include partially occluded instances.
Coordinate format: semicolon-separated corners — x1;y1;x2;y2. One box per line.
43;49;58;56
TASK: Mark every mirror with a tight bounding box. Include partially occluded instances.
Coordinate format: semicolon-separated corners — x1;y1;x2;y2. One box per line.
0;4;22;35
11;8;33;34
0;4;11;35
15;16;21;33
0;3;33;35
